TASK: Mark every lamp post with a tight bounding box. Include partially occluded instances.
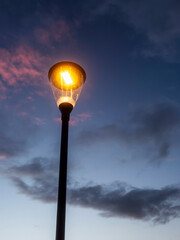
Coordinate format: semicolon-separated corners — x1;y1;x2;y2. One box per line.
48;61;86;240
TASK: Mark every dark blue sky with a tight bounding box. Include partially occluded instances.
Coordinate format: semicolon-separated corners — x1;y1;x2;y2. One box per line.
0;1;180;240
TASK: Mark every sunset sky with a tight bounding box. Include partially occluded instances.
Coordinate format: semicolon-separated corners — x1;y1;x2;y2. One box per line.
0;1;180;240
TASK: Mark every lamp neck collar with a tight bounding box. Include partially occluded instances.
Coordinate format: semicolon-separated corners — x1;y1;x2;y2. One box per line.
59;103;73;121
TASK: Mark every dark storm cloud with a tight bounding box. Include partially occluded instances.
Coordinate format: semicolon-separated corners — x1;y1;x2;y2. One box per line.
8;157;58;177
2;157;59;202
77;103;180;161
68;183;180;224
12;176;58;203
8;157;45;176
2;157;180;223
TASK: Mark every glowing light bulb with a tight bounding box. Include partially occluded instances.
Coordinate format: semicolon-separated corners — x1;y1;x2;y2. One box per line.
61;71;73;85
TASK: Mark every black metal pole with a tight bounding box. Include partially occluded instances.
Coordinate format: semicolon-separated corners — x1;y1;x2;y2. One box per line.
56;102;73;240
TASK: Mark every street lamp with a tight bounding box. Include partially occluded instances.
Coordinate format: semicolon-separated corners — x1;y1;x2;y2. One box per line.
48;61;86;240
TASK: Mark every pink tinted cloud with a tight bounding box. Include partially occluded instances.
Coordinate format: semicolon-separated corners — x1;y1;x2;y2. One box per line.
34;20;71;45
0;18;72;98
27;96;34;101
70;113;92;126
54;118;61;123
15;108;47;126
17;111;28;117
17;113;47;125
54;112;92;126
0;45;46;91
0;155;7;160
33;117;47;125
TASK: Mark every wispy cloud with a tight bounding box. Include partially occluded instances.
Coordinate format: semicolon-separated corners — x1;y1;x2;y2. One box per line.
33;117;47;125
34;19;71;46
77;103;180;161
70;112;92;126
1;157;180;224
2;0;180;61
117;0;180;60
0;44;46;92
83;0;180;61
0;10;73;98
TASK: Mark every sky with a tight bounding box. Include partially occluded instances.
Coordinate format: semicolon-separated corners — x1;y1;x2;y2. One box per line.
0;0;180;239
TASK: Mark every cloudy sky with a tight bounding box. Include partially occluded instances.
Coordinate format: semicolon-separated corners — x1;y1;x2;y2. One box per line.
0;0;180;239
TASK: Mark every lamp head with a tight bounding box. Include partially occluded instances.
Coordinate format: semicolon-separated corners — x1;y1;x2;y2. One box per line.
48;61;86;108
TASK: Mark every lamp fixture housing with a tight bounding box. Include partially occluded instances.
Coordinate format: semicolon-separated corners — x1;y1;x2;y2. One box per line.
48;61;86;107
